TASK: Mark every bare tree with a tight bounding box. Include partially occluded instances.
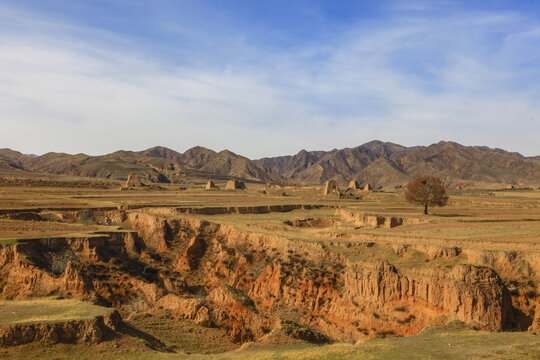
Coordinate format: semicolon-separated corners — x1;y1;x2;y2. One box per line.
405;175;449;214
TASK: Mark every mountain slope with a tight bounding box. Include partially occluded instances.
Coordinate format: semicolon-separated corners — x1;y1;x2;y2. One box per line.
257;149;331;179
187;149;283;183
257;141;540;186
0;149;31;168
0;145;287;184
396;142;540;184
11;151;177;183
256;141;418;184
0;158;27;175
140;146;285;184
138;146;183;161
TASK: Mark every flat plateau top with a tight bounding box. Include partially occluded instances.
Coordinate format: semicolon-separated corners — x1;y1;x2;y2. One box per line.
0;298;114;325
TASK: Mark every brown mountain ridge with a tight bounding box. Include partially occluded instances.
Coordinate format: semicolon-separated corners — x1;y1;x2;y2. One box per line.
0;146;285;184
256;140;540;186
1;141;539;186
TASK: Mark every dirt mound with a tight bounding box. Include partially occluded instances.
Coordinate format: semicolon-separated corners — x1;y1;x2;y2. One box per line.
323;180;340;196
225;180;246;190
124;173;143;188
348;180;361;190
205;180;217;190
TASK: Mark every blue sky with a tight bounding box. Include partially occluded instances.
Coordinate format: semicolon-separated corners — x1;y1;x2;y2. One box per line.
1;0;539;157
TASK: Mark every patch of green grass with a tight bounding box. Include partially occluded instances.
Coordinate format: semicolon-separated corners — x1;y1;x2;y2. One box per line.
225;285;256;311
0;238;19;244
281;320;332;344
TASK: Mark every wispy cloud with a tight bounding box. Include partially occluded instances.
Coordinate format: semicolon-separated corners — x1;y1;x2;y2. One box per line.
0;1;539;157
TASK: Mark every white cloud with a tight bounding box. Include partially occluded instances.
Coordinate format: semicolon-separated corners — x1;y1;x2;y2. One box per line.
0;2;539;158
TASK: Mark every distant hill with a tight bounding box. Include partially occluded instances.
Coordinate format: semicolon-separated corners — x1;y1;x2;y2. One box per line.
0;149;177;183
0;158;26;175
1;142;539;186
139;146;284;184
256;141;540;187
0;149;30;167
0;146;285;184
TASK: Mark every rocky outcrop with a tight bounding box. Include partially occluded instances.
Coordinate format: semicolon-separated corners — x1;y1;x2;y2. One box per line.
0;311;121;346
176;236;206;271
533;293;540;332
244;260;512;342
283;218;335;228
0;232;186;310
337;209;424;228
344;262;511;331
157;294;212;327
0;244;94;300
206;285;274;343
225;180;246;190
125;212;172;252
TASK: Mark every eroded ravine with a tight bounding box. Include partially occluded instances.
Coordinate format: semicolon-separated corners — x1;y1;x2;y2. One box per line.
0;205;538;347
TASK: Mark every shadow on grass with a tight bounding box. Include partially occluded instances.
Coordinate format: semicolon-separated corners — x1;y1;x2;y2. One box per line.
430;213;470;217
117;322;175;353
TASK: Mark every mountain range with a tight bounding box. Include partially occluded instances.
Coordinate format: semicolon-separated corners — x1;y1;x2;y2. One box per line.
0;146;283;184
1;141;539;187
257;141;540;186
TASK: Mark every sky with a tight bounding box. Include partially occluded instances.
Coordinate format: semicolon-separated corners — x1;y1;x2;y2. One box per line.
1;0;540;158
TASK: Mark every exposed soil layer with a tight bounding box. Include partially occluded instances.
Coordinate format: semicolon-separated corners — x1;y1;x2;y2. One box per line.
337;208;425;228
174;204;325;215
0;298;121;347
283;218;335;228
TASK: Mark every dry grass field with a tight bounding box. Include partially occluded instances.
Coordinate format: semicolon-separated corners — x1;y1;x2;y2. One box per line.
0;298;115;325
1;321;538;360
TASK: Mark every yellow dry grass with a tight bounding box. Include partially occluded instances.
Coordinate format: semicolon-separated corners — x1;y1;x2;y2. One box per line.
1;323;538;359
0;298;114;325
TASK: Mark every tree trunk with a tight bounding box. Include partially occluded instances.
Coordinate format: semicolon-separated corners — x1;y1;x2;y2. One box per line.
424;204;428;214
